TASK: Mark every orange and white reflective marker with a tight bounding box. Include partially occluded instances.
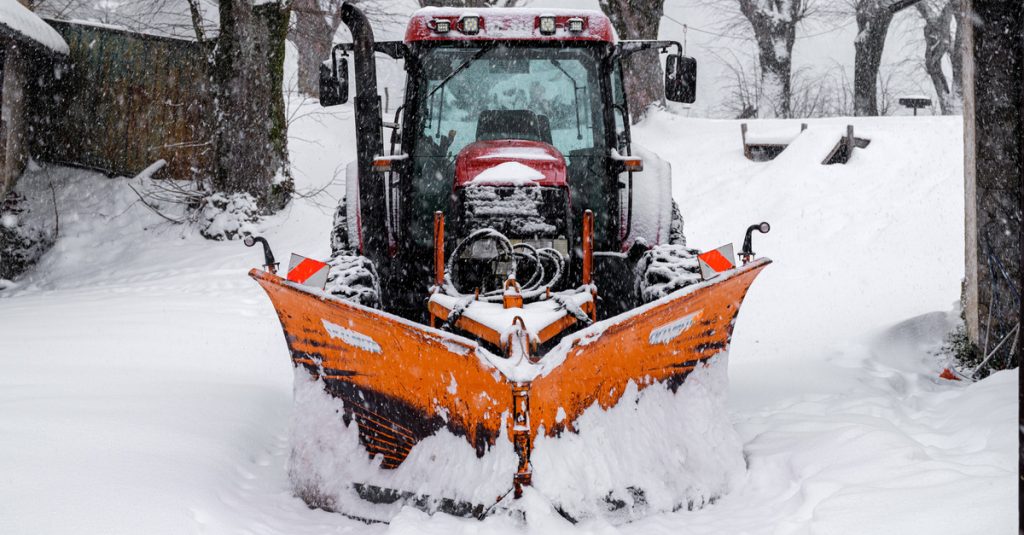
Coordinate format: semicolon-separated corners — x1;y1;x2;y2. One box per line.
698;243;736;280
286;253;329;290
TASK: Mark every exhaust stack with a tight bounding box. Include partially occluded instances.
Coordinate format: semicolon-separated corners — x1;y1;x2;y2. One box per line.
340;3;386;260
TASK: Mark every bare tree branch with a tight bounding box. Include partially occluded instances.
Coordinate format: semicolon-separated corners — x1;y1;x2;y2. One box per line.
186;0;207;43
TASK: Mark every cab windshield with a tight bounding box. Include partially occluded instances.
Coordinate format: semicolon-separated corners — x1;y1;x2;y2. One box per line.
415;44;604;157
407;44;610;247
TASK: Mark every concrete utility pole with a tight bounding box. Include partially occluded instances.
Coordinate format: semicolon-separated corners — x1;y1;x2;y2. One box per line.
961;0;1022;372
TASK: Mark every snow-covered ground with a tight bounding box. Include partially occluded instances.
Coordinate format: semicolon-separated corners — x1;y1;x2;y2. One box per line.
0;54;1016;533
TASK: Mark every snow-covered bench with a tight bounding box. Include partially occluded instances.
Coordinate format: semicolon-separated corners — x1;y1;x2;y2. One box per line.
740;122;807;161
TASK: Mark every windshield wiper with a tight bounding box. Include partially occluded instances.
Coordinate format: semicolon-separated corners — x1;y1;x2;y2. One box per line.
550;59;583;140
426;44;498;100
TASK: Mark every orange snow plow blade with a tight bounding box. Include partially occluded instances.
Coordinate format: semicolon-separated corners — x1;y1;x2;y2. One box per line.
251;268;511;465
531;258;769;436
250;257;769;497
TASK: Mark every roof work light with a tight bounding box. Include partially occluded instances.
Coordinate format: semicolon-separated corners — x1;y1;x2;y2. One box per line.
460;15;480;34
538;15;556;35
567;17;584;33
432;18;451;33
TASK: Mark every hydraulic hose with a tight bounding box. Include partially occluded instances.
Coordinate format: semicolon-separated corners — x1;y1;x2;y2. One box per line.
444;229;565;302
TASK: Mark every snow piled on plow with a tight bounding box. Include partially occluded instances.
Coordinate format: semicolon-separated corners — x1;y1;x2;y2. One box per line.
531;356;743;523
288;370;518;520
287;352;743;524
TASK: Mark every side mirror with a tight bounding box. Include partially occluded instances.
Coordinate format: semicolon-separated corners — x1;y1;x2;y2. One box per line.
319;55;349;107
665;54;696;104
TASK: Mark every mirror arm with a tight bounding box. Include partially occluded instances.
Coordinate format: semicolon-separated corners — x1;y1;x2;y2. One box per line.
329;44;351;78
618;40;683;59
612;103;632;154
332;41;408;60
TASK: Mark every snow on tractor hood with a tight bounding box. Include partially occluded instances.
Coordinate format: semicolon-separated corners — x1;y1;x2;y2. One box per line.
454;140;567;188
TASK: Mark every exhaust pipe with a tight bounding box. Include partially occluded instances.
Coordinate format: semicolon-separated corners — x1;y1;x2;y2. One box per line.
341;2;386;260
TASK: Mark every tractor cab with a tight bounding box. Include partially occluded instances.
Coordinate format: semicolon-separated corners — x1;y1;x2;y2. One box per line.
320;7;696;320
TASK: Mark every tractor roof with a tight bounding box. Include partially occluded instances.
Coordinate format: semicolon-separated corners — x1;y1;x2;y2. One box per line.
405;8;617;44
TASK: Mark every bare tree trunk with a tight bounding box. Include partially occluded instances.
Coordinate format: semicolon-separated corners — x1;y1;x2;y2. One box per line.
209;0;292;208
291;0;342;97
917;0;955;114
599;0;666;123
949;0;964;111
853;0;921;116
736;0;802;118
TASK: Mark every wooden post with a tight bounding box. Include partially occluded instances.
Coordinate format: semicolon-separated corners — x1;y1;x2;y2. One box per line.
1;43;28;198
962;0;1022;370
846;125;855;161
740;123;750;159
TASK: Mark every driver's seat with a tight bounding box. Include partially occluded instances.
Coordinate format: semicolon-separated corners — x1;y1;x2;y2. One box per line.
476;110;550;143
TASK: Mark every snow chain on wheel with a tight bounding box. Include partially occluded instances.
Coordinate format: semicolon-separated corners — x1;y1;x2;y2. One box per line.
668;200;686;246
637;244;702;304
326;197;381;308
330;197;351;255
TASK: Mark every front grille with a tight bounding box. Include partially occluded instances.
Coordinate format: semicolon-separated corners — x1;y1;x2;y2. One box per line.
456;186;568;239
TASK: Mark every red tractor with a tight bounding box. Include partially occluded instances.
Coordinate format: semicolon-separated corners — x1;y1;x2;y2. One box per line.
249;3;770;524
319;5;700;316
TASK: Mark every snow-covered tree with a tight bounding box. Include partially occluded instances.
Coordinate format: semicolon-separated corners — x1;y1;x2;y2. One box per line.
598;0;667;122
187;0;292;209
914;0;962;114
852;0;921;116
290;0;398;98
734;0;813;118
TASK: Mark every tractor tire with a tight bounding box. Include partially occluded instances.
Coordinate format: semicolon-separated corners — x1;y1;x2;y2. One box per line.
326;197;381;308
325;254;381;308
668;200;686;246
637;243;702;303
